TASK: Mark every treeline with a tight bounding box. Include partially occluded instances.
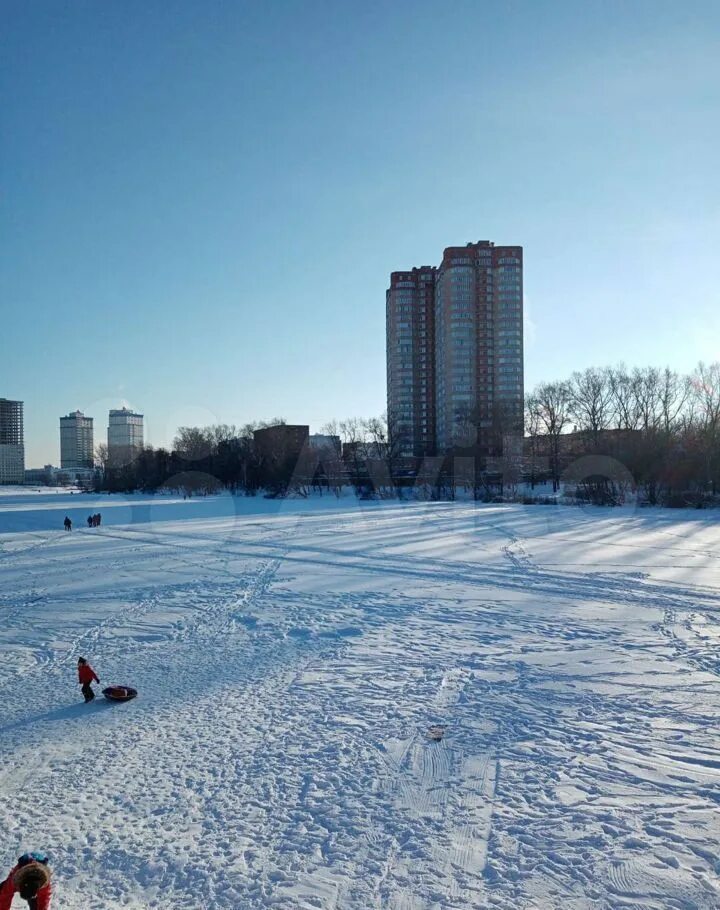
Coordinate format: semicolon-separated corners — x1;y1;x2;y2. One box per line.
525;361;720;505
93;362;720;508
93;417;396;497
95;420;284;495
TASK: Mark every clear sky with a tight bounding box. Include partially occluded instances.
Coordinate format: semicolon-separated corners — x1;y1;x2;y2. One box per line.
2;0;719;466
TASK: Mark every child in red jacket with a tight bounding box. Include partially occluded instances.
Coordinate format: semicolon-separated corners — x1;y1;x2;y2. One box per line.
0;852;51;910
78;656;100;702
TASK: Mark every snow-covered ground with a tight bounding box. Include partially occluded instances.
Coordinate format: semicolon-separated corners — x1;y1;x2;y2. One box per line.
1;490;719;909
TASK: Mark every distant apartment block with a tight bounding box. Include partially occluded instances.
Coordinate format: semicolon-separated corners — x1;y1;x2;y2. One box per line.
253;425;309;464
108;407;144;463
308;433;341;454
387;241;523;455
60;410;94;469
0;398;25;484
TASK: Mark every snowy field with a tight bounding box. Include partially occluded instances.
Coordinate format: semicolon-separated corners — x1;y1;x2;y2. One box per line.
1;490;719;909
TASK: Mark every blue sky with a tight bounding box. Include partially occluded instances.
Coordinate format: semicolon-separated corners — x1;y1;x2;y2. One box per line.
2;0;718;465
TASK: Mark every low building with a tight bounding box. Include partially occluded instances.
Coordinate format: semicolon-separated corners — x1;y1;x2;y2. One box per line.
253;425;309;462
24;465;56;485
25;465;95;487
252;425;311;491
308;433;341;454
522;428;642;478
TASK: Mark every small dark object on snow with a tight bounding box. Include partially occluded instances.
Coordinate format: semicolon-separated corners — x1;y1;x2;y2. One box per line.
426;725;446;742
102;685;138;702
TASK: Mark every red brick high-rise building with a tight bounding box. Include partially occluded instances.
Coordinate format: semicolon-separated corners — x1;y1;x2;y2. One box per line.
386;267;437;456
386;241;523;456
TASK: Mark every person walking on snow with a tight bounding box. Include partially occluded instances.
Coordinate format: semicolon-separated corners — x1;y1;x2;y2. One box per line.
0;852;52;910
78;656;100;702
87;515;93;528
63;516;72;531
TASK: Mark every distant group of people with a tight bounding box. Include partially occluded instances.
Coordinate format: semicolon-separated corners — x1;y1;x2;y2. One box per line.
62;513;101;531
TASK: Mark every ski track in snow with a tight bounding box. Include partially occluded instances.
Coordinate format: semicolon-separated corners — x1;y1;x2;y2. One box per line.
1;495;720;908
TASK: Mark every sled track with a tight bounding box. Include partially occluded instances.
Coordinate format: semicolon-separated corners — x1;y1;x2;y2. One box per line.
2;501;720;908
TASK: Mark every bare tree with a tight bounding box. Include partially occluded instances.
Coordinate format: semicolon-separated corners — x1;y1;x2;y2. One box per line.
658;367;690;434
690;361;720;493
95;442;109;472
321;420;340;439
607;365;640;430
208;424;239;448
364;415;387;459
530;381;572;492
568;367;613;445
365;413;407;496
338;418;369;493
631;367;662;431
524;395;544;489
239;422;259;440
691;362;720;431
173;426;214;461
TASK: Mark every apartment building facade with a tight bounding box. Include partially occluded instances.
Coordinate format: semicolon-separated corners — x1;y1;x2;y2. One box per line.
60;410;94;469
0;398;25;484
387;241;523;456
386;266;437;456
435;242;523;450
108;407;144;463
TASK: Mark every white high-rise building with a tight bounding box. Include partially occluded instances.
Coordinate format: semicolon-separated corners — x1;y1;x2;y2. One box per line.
0;398;25;484
60;411;94;469
108;407;144;463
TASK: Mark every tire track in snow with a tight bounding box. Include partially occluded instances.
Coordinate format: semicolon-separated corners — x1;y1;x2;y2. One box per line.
370;667;497;907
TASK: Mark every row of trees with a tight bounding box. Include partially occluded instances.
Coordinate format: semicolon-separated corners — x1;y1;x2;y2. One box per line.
93;416;400;496
525;362;720;502
92;361;720;506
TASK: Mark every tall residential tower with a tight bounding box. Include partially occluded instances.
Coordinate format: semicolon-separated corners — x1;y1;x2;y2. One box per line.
0;398;25;484
386;267;437;456
435;242;523;450
108;407;144;463
60;411;94;469
386;241;523;455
